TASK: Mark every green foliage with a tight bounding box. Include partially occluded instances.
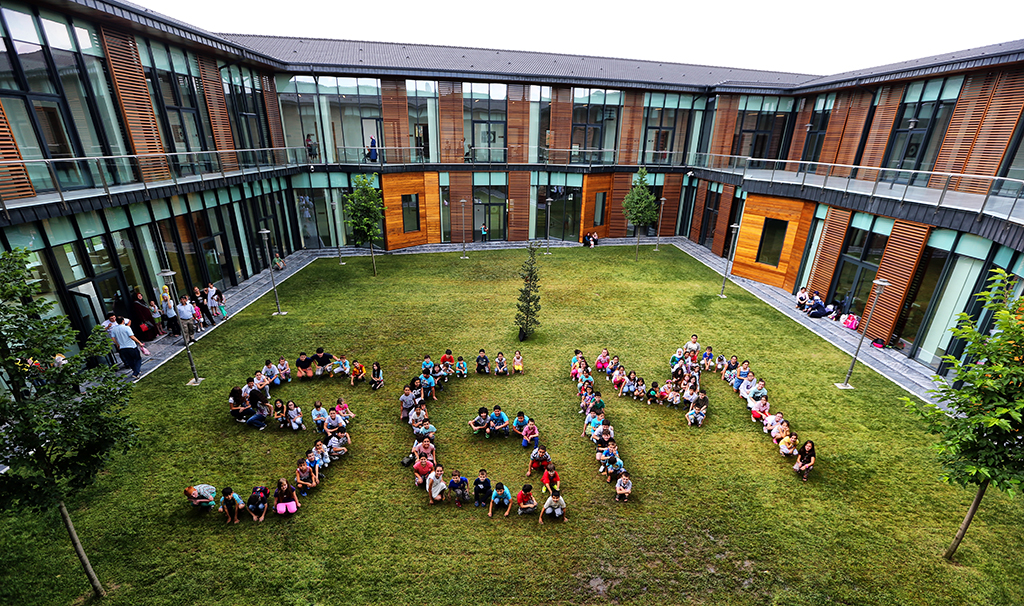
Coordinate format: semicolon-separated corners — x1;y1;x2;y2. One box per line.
343;173;384;248
514;243;541;339
0;248;138;512
621;167;659;260
905;268;1024;496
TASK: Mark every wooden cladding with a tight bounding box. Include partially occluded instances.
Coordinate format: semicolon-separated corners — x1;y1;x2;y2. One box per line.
711;184;735;257
449;172;473;242
549;87;572;164
262;74;286;163
659;174;683;237
689;181;707;242
807;207;851;296
856;85;904;181
868;220;931;342
582;173;613;239
618;90;645;165
0;99;35;200
381;79;411;164
710;95;741;157
508;171;530;240
609;173;633;237
438;81;464;163
100;26;169;182
197;55;237;171
506;84;530;164
382;172;439;249
785;98;813;168
830;91;874;177
730;194;817;290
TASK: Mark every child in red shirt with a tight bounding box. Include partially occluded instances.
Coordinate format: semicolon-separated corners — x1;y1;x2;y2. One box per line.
541;463;561;494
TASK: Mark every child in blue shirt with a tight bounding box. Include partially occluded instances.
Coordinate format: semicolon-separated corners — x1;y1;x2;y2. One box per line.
448;470;469;507
489;482;513;518
487;405;510;438
473;469;491;507
422;355;434;373
476;349;490;374
455;356;468;378
218;486;244;524
701;346;714;371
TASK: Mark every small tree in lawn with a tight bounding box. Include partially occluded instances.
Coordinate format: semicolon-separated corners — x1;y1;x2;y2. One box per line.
621;167;659;261
904;268;1024;560
515;243;541;341
0;248;138;598
344;173;385;276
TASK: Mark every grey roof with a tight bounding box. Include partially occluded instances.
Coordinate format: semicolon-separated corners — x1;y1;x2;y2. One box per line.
219;34;819;92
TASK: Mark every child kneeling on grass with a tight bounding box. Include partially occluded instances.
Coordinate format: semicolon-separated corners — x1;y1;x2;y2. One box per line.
539;490;567;524
615;471;633;502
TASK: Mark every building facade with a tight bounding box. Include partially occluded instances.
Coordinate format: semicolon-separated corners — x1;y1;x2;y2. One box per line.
1;0;1023;372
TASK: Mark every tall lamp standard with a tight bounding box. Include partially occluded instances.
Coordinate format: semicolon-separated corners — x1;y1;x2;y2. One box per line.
459;199;469;259
718;223;741;298
259;229;287;316
835;278;890;389
158;269;203;386
330;198;345;265
544;198;553;255
654;196;666;252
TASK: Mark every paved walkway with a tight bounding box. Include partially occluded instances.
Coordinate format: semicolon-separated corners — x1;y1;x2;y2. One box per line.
130;236;942;403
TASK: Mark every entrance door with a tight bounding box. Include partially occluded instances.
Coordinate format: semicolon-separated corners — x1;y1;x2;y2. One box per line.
68;284;103;340
473;203;506;241
201;238;226;291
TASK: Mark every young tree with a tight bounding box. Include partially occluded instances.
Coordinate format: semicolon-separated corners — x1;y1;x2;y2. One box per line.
904;268;1024;560
515;243;541;341
344;173;385;276
0;249;138;597
621;167;660;261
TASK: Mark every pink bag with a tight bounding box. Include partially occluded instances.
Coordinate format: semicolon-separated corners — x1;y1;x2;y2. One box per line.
843;314;859;330
140;345;151;356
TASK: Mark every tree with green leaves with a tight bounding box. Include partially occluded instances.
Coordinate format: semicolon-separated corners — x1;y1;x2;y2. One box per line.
344;173;385;276
515;243;541;341
0;249;138;597
621;167;660;261
904;268;1024;560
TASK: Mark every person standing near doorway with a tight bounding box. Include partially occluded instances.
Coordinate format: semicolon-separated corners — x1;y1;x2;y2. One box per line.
110;316;144;379
481;222;488;242
177;295;197;344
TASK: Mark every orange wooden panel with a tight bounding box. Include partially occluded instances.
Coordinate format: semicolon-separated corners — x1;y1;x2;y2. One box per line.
449;172;473;242
423;172;441;244
508;171;530;241
928;72;997;189
659;174;683;237
438;81;464;163
729;194;816;291
831;91;874;178
618;90;644;165
549;87;572;164
197;55;237;171
867;220;931;342
784;201;819;292
582;173;614;239
261;74;286;164
710;95;740;158
0;99;36;200
381;79;411;164
857;85;904;181
807;207;851;296
382;172;428;250
958;68;1024;193
712;184;735;257
100;26;169;181
506;84;530;164
786;97;814;169
689;181;707;242
816;93;851;172
608;172;633;237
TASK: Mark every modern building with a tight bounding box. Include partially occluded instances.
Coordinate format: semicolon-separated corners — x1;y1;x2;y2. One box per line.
1;0;1023;374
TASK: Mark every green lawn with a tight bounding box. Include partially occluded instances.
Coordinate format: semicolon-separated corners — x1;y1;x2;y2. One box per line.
2;245;1022;606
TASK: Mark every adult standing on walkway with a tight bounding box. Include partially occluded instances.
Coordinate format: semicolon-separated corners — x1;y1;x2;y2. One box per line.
192;286;216;327
109;317;144;379
177;295;197;344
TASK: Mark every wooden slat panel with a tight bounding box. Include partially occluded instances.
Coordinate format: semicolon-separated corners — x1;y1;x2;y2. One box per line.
831;91;874;178
816;93;852;172
659;174;683;236
689;181;707;242
807;207;851;297
506;84;530;164
712;184;735;257
381;79;410;164
928;72;998;189
438;81;464;163
424;172;441;243
867;220;931;342
857;85;903;181
507;171;530;241
197;55;237;171
582;173;614;239
449;171;473;242
785;97;814;169
100;26;169;181
382;172;428;250
958;69;1024;193
0;99;35;200
549;87;572;164
618;90;644;165
261;74;286;164
608;172;633;237
784;201;819;292
710;95;740;158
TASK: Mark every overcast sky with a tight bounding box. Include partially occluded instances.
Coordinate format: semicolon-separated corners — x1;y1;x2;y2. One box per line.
133;0;1024;76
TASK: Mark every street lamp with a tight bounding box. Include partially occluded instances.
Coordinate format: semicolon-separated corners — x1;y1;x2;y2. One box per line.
259;229;286;316
835;278;890;389
159;269;203;386
544;197;553;255
331;198;345;266
459;199;469;259
719;223;741;298
655;197;666;252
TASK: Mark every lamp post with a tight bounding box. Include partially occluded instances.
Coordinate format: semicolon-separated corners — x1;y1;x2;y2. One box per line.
259;229;286;316
718;223;741;298
459;199;469;259
544;197;553;255
654;196;666;252
835;278;890;389
331;198;345;266
159;269;203;386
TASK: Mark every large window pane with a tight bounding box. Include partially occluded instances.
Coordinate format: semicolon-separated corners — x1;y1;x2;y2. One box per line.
1;95;52;189
916;255;985;368
15;42;55;94
402;193;420;232
755;218;788;267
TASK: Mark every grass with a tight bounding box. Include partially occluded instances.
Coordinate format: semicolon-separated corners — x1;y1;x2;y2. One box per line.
1;245;1023;606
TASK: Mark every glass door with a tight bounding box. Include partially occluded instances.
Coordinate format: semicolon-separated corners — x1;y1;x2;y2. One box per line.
473;203;506;241
201;238;225;291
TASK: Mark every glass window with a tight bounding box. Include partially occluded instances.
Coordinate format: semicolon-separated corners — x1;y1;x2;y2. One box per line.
594;191;606;226
915;255;985;368
83;235;114;275
756;218;788;267
402;193;420;232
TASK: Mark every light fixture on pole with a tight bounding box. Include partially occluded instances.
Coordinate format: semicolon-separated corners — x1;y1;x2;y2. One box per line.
331;198;345;266
718;223;741;298
459;199;469;259
159;269;203;386
544;197;553;255
259;228;286;316
655;197;666;252
835;278;890;390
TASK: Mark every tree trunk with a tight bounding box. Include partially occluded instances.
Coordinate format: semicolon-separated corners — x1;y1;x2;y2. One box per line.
370;243;378;277
635;232;641;261
944;479;989;560
58;500;106;597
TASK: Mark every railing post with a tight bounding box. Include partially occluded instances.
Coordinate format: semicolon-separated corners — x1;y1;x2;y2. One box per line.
801;166;808;189
870;169;882;198
97;158;111;202
822;164;832;190
0;192;9;220
977;189;993;221
1006;184;1023;223
46;162;68;210
935;175;951;211
901;177;911;203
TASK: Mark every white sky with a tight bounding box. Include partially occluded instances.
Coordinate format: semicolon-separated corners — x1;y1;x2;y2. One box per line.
133;0;1024;77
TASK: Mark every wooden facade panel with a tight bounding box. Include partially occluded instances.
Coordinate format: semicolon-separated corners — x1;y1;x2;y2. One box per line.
711;184;736;257
507;84;530;164
197;55;237;171
831;91;874;177
857;85;904;181
784;202;819;292
449;171;473;242
609;172;633;237
382;172;429;250
0;99;35;200
261;74;286;164
817;93;851;171
867;220;932;342
710;95;740;158
549;87;573;164
807;207;851;296
508;171;530;241
381;79;411;164
618;90;644;165
958;69;1024;192
689;181;707;242
423;172;441;243
784;97;814;170
659;174;683;236
929;72;997;189
582;173;614;239
100;26;169;181
438;81;464;163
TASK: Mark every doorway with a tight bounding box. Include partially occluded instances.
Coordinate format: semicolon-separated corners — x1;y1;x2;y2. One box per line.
473;203;506;241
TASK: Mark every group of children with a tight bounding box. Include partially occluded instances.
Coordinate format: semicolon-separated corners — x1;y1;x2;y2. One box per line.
400;348;568;522
572;350;634;502
293;348;383;389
